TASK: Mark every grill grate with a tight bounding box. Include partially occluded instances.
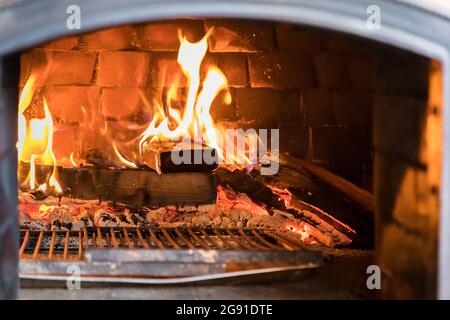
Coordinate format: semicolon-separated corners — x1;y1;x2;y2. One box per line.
19;227;304;261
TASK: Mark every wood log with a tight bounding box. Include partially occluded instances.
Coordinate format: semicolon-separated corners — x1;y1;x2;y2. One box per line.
141;141;218;173
215;167;285;209
261;154;374;247
215;160;374;248
18;164;217;208
282;155;375;212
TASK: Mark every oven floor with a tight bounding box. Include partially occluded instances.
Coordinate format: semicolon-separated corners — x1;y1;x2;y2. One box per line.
18;249;375;299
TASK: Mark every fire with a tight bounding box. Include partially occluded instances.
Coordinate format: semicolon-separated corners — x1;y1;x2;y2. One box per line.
18;76;62;193
135;29;254;168
18;28;261;183
138;31;216;149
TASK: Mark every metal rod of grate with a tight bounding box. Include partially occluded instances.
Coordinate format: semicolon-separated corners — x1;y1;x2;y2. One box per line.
19;227;303;260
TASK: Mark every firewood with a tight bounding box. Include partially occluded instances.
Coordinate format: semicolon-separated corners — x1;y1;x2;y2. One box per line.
279;153;374;212
215;163;373;247
18;163;217;208
215;167;285;209
141;141;218;173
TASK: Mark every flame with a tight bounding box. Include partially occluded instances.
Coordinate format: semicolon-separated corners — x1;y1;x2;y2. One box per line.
113;141;138;169
136;29;254;168
28;155;36;190
18;77;62;193
18;28;260;178
137;28;212;150
69;152;77;167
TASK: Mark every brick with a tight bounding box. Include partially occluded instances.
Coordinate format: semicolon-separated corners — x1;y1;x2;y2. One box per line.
276;24;321;53
280;123;309;157
150;52;187;88
83;25;135;50
152;51;247;88
335;90;373;126
392;167;429;232
101;87;145;119
139;19;205;51
235;88;299;128
303;87;336;125
202;53;247;87
43;86;100;123
374;153;398;220
107;120;147;143
381;274;428;299
373;94;427;163
313;52;347;87
347;53;375;90
311;126;371;183
248;52;314;88
205;20;274;52
375;51;429;96
39;35;79;50
30;51;96;85
211;89;237;121
378;223;430;296
53;124;80;163
79;122;110;158
97;51;150;87
375;152;431;232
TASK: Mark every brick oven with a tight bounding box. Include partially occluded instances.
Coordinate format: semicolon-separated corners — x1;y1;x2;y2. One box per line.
0;0;450;300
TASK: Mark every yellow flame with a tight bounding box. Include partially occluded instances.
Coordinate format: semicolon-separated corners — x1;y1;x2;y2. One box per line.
136;29;252;168
69;152;77;167
113;141;138;169
18;77;62;193
29;154;36;190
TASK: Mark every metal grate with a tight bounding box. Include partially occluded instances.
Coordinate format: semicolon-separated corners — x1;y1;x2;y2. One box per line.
19;227;304;261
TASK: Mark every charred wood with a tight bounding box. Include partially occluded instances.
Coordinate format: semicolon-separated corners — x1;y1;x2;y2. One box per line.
18;163;217;208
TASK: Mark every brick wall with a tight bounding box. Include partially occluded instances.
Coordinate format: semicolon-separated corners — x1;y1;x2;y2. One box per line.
20;19;374;187
373;49;439;299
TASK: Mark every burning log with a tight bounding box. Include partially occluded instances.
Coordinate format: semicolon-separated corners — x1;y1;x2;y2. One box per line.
215;164;364;247
141;141;218;173
215;167;285;210
18;163;217;208
254;154;374;246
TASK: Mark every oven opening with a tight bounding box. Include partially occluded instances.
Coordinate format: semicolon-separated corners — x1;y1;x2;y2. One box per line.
3;17;441;299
